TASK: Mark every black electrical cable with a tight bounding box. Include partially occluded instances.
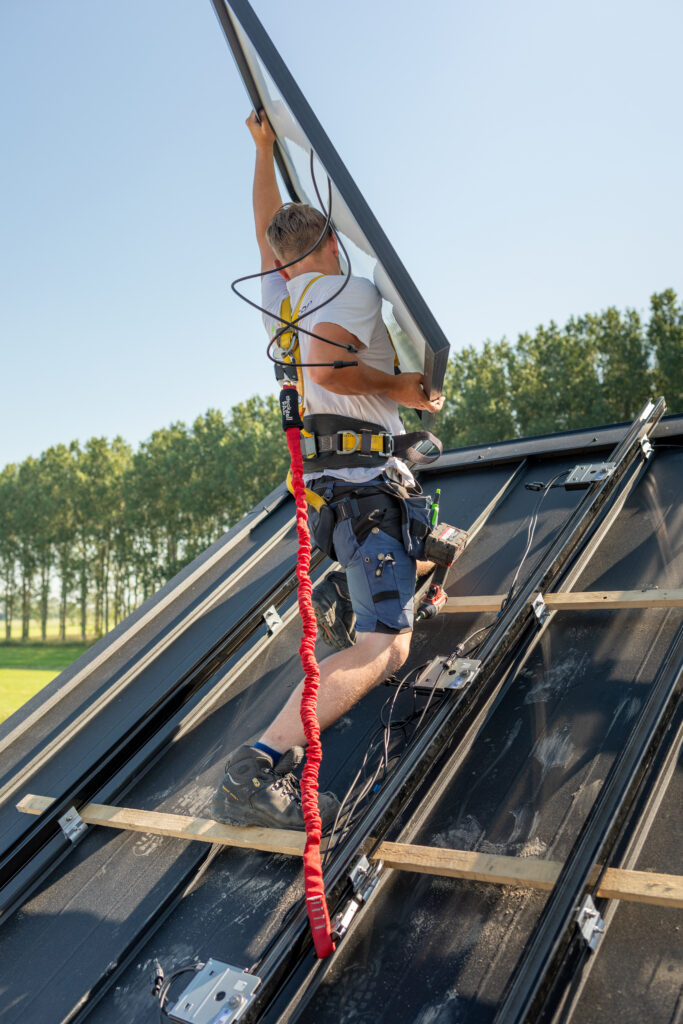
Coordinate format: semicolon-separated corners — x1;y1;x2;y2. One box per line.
157;963;205;1022
446;472;570;662
321;662;445;868
499;471;569;615
230;147;360;370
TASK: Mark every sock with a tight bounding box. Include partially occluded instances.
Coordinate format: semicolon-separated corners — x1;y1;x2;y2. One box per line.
253;740;282;763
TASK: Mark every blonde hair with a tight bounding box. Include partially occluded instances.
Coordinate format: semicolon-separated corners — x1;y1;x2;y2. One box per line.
266;203;332;262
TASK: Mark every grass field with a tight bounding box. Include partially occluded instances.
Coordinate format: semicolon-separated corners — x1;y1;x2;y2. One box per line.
3;615;96;644
0;643;89;723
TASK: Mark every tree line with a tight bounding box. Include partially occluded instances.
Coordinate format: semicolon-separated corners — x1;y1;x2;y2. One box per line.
1;289;680;643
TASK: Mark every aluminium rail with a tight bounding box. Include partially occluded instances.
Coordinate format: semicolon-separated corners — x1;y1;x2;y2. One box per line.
0;509;297;811
0;482;288;764
233;399;665;1022
553;694;683;1024
52;453;532;1021
493;624;683;1024
0;541;326;923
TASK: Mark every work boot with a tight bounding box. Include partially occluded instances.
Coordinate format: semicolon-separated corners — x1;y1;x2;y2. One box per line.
312;571;356;650
210;745;340;831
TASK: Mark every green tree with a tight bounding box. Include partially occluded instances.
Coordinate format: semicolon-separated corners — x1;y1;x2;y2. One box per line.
14;458;42;639
589;307;651;422
648;289;683;414
224;395;289;520
0;465;19;640
438;340;516;449
507;318;604;436
41;443;79;641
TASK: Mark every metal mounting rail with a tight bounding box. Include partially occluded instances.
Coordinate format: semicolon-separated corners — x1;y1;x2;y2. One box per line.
0;547;325;923
493;623;683;1024
42;459;531;1022
0;484;288;766
0;515;297;812
234;399;666;1023
555;696;683;1023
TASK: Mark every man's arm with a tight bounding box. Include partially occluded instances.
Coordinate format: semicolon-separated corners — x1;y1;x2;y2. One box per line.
308;322;444;413
246;110;282;273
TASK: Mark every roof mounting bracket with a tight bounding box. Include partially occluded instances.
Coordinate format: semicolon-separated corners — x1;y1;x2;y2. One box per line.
331;855;383;942
640;434;654;459
263;605;283;635
413;656;481;691
168;959;261;1024
564;462;617;490
574;895;605;951
532;593;550;626
58;807;88;844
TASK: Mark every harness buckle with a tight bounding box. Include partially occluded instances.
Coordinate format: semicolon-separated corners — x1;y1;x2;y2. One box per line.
336;430;361;454
300;434;318;459
335;431;395;457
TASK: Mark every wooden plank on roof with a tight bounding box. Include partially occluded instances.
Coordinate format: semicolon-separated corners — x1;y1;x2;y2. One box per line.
443;589;683;614
17;795;683;907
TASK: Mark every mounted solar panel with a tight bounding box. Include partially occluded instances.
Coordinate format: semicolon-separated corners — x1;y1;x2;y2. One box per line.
210;0;451;402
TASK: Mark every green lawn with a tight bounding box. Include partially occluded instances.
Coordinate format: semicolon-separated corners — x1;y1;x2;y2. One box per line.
0;643;89;723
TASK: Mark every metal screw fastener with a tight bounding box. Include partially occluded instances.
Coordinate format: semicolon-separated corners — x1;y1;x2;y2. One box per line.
228;993;245;1009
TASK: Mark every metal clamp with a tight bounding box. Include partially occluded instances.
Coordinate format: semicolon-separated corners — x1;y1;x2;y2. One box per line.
640;434;654;459
263;606;283;636
58;807;88;844
331;855;383;942
575;895;605;951
532;593;550;625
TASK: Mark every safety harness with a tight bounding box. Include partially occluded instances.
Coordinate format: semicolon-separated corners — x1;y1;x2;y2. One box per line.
273;276;443;476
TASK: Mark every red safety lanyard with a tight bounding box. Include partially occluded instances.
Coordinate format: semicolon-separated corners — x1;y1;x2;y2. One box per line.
280;381;335;959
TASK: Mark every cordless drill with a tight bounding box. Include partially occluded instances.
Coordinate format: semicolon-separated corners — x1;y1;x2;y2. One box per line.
415;503;468;622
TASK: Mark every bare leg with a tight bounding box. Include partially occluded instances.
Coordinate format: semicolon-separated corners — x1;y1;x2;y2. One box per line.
259;630;412;751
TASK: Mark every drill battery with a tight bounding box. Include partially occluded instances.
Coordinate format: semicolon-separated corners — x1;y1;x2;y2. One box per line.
415;523;468;622
423;523;468;567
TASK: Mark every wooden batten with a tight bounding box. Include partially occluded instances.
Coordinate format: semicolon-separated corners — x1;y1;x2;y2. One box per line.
17;795;683;908
444;588;683;614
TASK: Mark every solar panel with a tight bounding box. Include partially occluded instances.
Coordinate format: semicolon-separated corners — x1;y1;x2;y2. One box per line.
211;0;451;402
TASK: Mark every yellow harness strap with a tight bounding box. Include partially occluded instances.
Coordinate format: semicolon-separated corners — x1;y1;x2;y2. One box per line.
276;274;325;420
277;275;327;510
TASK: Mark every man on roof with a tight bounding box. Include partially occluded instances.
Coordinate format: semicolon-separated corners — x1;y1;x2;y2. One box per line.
210;111;445;831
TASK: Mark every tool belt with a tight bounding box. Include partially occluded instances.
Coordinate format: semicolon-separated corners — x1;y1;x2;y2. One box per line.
308;474;433;562
301;414;443;472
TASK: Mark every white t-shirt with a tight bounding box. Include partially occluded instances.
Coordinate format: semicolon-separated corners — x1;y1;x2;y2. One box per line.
262;271;414;485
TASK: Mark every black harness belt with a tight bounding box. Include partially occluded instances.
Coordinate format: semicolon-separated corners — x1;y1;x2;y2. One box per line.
301;414;443;472
309;475;432;561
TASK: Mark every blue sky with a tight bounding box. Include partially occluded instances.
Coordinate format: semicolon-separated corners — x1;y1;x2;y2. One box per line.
2;0;681;468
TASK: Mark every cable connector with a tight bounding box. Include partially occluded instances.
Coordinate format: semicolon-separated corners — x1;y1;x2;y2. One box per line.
150;958;164;998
